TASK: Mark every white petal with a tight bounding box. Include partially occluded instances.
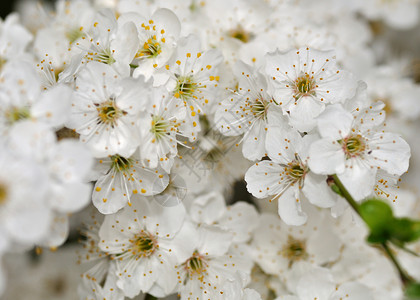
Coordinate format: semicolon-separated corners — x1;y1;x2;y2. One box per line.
116;76;151;113
288;96;325;132
50;181;92;213
214;96;248;137
189;192;226;225
316;104;353;140
152;8;180;39
302;173;337;208
31;84;72;128
197;225;233;257
307;217;341;265
308;139;345;175
218;202;259;243
330;197;349;218
242;120;267;161
0;60;40;106
266;104;288;127
51;139;93;182
74;62;120;103
330;282;373;300
8;121;56;160
316;70;357;104
338;163;376;201
295;267;335;300
120;256;159;296
369;132;410;176
244;289;263;300
278;187;307;226
37;213;69;248
111;21;139;65
384;3;418;29
275;296;299;300
93;172;129;214
142;197;186;238
266;126;301;164
161;221;198;263
6;201;52;245
245;161;284;199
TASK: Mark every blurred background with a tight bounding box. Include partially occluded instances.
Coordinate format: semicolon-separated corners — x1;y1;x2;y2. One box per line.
1;2;84;299
2;0;420;299
0;2;12;19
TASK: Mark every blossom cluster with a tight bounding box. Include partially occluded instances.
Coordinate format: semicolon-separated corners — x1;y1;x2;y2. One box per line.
1;0;420;299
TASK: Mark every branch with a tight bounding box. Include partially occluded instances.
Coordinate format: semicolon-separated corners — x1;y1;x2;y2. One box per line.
144;294;158;300
331;174;413;288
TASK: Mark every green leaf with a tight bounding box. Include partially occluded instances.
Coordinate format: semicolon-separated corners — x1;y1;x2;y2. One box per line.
144;294;158;300
412;221;420;241
330;183;342;196
359;199;420;245
390;218;420;244
405;283;420;299
359;199;393;240
367;232;388;244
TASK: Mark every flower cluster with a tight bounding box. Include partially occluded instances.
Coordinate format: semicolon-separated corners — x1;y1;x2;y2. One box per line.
1;0;420;299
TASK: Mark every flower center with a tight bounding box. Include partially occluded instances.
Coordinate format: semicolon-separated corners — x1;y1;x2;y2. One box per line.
89;48;115;65
294;75;315;99
5;106;31;124
136;36;162;59
185;251;208;277
111;155;132;172
280;235;307;268
376;98;392;115
0;183;8;205
339;134;366;159
284;158;307;184
53;67;65;83
203;146;224;163
96;99;124;126
288;164;305;179
132;231;157;258
65;27;85;44
287;241;305;257
250;98;269;120
189;0;203;11
228;26;252;43
154;175;187;207
0;57;7;70
151;115;169;140
174;75;198;99
56;127;80;141
189;257;203;271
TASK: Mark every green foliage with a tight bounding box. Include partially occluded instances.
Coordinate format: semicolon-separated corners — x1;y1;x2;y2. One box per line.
390;218;420;244
330;183;342;197
360;199;393;243
360;199;420;245
405;283;420;299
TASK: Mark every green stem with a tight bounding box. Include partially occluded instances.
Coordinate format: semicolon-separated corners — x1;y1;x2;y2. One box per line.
390;239;420;257
331;174;360;216
382;242;413;287
144;294;158;300
331;174;413;287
